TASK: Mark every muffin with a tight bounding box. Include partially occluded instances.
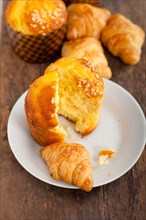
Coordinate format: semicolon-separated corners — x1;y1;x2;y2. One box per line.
5;0;67;63
25;57;104;146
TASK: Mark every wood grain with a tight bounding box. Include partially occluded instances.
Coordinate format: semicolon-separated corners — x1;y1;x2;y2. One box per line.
1;0;146;220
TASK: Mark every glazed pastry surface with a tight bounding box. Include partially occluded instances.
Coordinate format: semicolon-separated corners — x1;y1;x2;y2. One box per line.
5;0;67;35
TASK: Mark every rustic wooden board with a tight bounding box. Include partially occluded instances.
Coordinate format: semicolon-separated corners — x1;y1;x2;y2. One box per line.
1;0;146;220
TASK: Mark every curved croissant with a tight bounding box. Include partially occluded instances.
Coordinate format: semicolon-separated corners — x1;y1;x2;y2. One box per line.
40;142;94;192
62;37;112;79
101;14;145;64
66;4;111;40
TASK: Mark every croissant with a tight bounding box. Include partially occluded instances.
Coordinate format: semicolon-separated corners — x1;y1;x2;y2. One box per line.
62;37;112;79
40;142;94;192
101;14;145;65
66;3;111;40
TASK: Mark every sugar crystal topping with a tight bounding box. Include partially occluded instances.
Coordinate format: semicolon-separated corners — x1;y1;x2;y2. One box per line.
81;59;95;72
76;73;104;98
29;3;66;35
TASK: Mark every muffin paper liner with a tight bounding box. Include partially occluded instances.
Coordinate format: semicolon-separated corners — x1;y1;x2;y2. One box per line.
63;0;101;6
6;23;66;63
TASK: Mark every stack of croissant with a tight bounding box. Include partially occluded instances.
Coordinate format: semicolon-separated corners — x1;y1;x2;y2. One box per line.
24;2;144;192
62;3;145;79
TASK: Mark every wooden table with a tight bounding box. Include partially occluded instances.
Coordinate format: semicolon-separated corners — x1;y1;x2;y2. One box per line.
1;1;146;219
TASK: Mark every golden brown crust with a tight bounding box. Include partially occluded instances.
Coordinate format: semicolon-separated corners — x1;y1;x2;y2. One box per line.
101;14;145;64
99;149;116;158
45;57;104;99
40;142;94;192
25;71;67;146
5;0;67;35
61;37;112;79
66;4;111;40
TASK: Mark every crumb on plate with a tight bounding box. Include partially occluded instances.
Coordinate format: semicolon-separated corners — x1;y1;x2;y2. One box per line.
68;134;74;140
99;149;116;158
98;149;116;166
98;154;109;165
65;126;71;132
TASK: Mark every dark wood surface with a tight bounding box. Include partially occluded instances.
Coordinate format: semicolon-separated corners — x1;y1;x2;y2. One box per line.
1;0;146;220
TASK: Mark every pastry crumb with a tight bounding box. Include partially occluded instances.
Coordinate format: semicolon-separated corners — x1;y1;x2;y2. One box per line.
99;149;116;158
68;134;74;140
98;149;116;166
64;126;75;140
98;154;109;165
65;126;71;132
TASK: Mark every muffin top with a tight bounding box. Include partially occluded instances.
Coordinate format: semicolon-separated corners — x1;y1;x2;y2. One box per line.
5;0;67;35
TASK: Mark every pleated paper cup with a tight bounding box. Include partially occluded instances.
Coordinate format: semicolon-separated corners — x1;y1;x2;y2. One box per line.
63;0;101;6
6;23;66;63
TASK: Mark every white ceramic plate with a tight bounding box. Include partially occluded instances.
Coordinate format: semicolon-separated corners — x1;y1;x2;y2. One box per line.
7;79;146;189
